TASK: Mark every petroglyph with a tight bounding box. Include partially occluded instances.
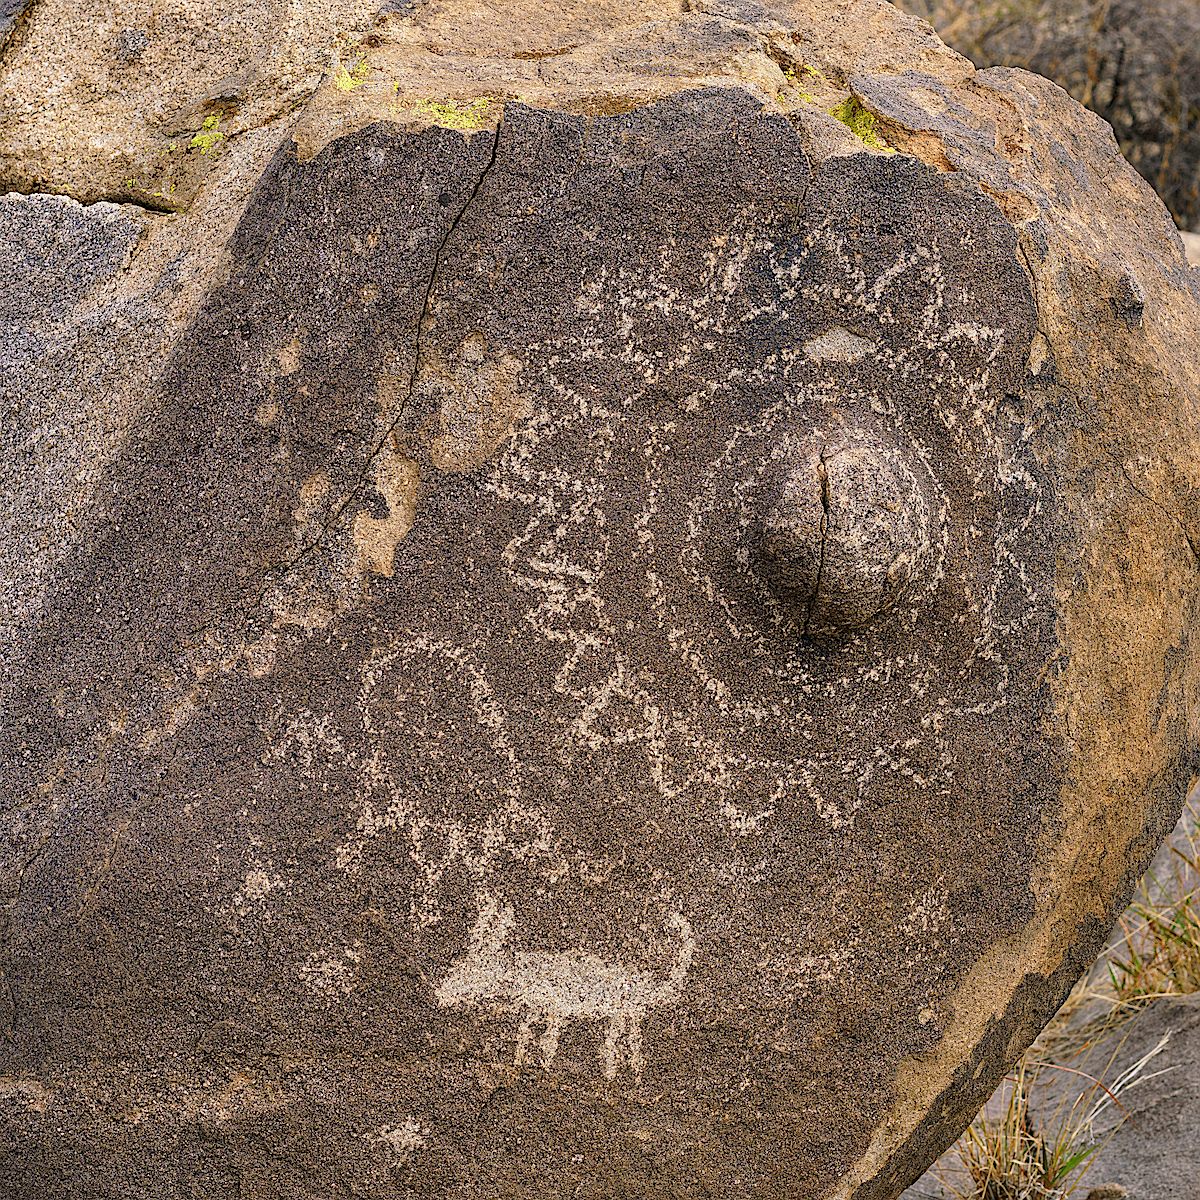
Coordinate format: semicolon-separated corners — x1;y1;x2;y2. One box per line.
803;326;878;363
8;12;1200;1199
436;896;695;1079
258;183;1042;1006
231;859;286;917
300;941;363;1000
466;206;1025;855
330;636;574;928
373;1116;428;1162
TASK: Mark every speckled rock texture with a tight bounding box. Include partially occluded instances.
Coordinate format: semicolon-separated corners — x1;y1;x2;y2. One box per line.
0;0;32;49
2;2;1199;1199
0;194;147;639
895;0;1200;230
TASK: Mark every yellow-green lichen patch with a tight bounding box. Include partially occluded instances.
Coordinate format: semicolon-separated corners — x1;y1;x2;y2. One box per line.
121;175;182;212
781;62;824;104
829;96;893;152
189;115;224;155
333;57;370;92
414;97;492;132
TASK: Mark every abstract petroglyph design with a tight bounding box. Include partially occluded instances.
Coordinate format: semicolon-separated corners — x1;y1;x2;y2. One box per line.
253;126;1045;1097
331;637;567;928
2;0;1199;1188
18;49;1198;1196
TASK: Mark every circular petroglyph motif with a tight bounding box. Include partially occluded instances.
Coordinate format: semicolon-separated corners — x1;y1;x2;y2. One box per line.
756;434;937;641
13;67;1197;1200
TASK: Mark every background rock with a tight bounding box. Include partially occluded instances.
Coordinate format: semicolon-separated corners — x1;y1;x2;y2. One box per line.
0;0;32;50
1181;231;1200;268
0;194;147;639
896;0;1200;230
2;2;1200;1199
0;114;316;653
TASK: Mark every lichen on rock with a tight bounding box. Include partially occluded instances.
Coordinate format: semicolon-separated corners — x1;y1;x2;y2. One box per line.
828;94;892;150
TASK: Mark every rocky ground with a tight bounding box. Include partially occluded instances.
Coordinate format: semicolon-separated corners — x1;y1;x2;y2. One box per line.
904;995;1200;1199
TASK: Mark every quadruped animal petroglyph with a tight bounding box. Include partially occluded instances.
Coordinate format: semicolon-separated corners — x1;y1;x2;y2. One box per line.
436;897;695;1079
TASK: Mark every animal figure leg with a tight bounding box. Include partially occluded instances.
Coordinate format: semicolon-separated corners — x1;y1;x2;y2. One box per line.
538;1016;562;1067
602;1014;625;1080
625;1009;645;1080
515;1015;535;1066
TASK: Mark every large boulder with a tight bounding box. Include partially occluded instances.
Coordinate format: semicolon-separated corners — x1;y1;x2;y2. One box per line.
896;0;1200;230
2;2;1199;1198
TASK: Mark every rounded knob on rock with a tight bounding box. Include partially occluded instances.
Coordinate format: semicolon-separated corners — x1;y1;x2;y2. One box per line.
756;436;936;642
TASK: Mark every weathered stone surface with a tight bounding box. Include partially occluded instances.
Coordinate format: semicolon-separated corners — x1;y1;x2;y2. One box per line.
2;2;1199;1199
0;0;377;207
896;0;1200;229
0;0;32;50
0;138;303;652
0;193;146;639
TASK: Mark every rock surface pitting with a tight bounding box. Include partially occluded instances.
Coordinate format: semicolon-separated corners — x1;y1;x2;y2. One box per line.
2;3;1200;1199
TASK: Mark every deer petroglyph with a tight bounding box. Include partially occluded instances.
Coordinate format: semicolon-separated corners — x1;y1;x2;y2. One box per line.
435;897;694;1080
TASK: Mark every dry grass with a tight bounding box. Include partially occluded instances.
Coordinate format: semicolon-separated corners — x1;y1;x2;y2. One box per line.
939;1034;1171;1200
951;1058;1100;1198
1107;798;1200;1005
